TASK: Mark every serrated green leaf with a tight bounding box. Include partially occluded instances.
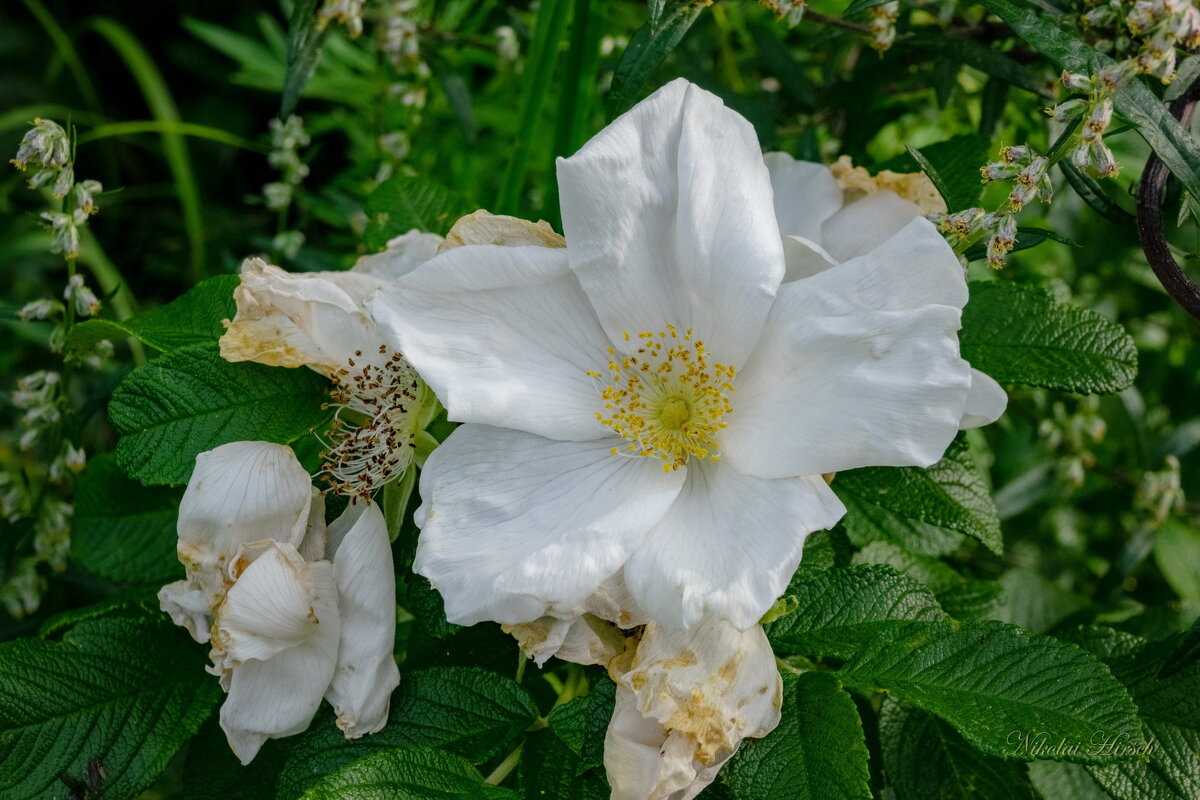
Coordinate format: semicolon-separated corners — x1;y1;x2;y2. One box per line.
70;453;182;584
979;0;1200;203
519;728;611;800
891;134;990;212
298;747;519;800
1059;160;1136;224
0;614;220;800
276;667;537;799
183;716;294;800
766;565;947;659
852;541;1002;620
881;699;1038;800
725;671;871;800
1028;761;1112;800
834;436;1003;557
110;344;329;486
67;274;238;354
605;1;710;119
1153;520;1200;602
961;282;1138;394
546;677;616;771
988;569;1089;634
838;620;1144;763
364;176;477;251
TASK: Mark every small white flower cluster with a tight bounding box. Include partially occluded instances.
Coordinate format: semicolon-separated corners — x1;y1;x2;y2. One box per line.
1137;454;1184;524
868;2;901;52
495;25;520;62
1037;393;1108;487
317;0;365;37
11;118;104;259
264;114;311;214
381;1;422;71
760;0;807;27
1050;67;1128;177
1081;0;1200;82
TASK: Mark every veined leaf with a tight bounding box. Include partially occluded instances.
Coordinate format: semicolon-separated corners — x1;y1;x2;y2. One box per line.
68;274;237;355
838;619;1144;763
988;568;1089;634
881;699;1038;800
902;30;1051;98
298;747;519;800
546;676;616;772
853;541;1003;620
276;667;537;799
979;0;1200;203
766;565;947;659
961;281;1138;394
364;175;477;251
70;454;182;584
833;436;1003;557
900;134;991;212
0;614;219;800
725;671;872;800
110;344;330;486
606;0;711;119
281;0;328;118
519;728;611;800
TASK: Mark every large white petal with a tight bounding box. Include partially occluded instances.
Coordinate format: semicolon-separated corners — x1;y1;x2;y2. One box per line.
960;368;1008;429
177;442;313;590
722;218;972;477
158;580;213;643
371;245;612;441
625;462;844;630
606;617;782;800
352;229;444;281
819;190;925;263
219;258;382;376
412;425;686;626
781;235;839;283
325;501;400;738
557;79;783;370
220;560;340;764
763;152;843;242
213;541;318;664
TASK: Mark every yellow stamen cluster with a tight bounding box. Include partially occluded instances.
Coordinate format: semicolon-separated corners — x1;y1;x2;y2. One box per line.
588;326;734;472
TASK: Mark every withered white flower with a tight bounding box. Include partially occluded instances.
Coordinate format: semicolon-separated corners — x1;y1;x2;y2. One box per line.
219;231;440;496
158;441;399;763
372;78;997;634
765;151;1007;428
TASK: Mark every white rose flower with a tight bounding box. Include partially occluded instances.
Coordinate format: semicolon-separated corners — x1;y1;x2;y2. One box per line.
158;441;399;763
370;78;998;634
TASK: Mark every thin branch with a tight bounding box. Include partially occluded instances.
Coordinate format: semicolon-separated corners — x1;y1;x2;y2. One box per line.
1136;73;1200;322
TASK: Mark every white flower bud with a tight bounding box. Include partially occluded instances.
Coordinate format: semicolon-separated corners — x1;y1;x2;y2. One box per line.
52;165;74;198
63;274;100;317
10;118;69;170
17;299;63;321
74;179;103;214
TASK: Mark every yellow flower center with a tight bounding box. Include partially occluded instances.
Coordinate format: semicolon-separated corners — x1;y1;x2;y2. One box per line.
588;326;735;472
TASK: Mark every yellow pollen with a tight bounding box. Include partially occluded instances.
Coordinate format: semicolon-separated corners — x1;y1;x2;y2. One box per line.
591;327;734;471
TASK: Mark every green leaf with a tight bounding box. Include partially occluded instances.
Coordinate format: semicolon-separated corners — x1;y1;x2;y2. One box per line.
70;453;183;584
605;1;710;119
184;716;294;800
1028;761;1112;800
833;436;1003;557
0;614;220;800
1059;160;1136;224
988;568;1089;634
963;227;1082;261
298;747;519;800
979;0;1200;203
852;541;1003;621
281;0;329;118
961;281;1138;394
277;667;537;799
898;134;991;212
838;620;1144;763
1153;520;1200;602
110;344;330;486
843;0;893;16
546;677;617;771
67;274;238;354
766;565;947;659
725;671;871;800
880;699;1038;800
519;728;611;800
901;30;1051;98
364;175;477;251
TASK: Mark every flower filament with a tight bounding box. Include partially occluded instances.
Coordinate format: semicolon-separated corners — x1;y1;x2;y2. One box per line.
590;326;734;472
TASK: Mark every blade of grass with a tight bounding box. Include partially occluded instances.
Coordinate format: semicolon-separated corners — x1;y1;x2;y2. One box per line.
495;0;572;215
89;17;208;282
77;121;265;152
19;0;102;113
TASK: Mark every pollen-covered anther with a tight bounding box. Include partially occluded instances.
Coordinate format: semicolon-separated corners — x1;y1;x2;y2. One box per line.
590;326;734;471
319;345;419;498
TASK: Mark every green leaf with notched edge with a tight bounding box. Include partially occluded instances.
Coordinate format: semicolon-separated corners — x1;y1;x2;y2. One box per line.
979;0;1200;203
276;667;537;800
838;620;1144;763
110;344;330;486
1029;761;1112;800
766;565;947;659
363;175;476;251
876;134;990;212
183;716;294;800
853;541;1002;620
70;453;183;584
298;747;519;800
881;699;1038;800
547;677;617;772
961;281;1137;394
67;274;237;355
725;671;871;800
0;614;220;800
605;1;710;119
833;436;1003;557
988;568;1089;634
519;728;611;800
